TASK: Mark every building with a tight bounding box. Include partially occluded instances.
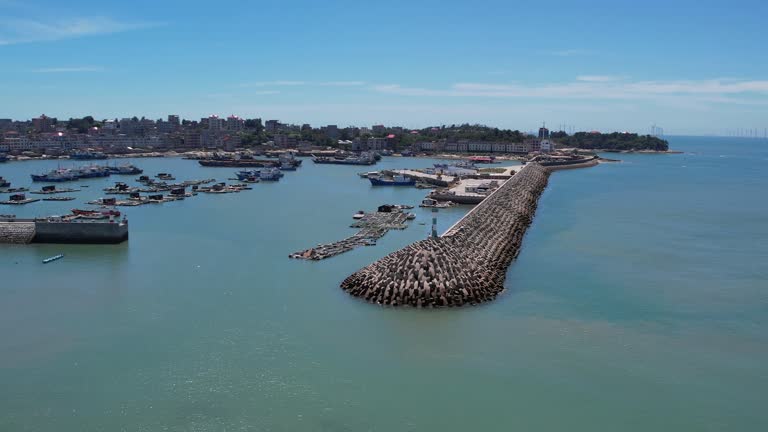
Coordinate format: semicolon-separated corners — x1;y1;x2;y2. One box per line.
168;115;180;127
324;125;339;140
119;118;139;135
226;115;244;131
273;134;298;148
372;124;386;135
538;125;550;139
182;131;202;148
32;114;53;133
539;139;554;152
207;115;224;131
265;120;281;133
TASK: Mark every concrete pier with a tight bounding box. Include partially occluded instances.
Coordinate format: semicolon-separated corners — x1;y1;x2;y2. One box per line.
340;163;550;307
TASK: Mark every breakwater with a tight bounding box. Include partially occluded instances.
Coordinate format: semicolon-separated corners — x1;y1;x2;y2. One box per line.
340;163;550;307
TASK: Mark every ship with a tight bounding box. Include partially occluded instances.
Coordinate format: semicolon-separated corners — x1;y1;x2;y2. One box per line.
0;154;8;163
369;174;416;186
0;214;128;244
199;159;278;168
312;152;376;165
74;165;111;178
236;168;283;182
31;168;79;182
0;176;10;188
107;164;143;175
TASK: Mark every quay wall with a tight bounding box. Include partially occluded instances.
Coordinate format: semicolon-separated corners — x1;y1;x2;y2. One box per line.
0;219;129;244
340;163;550;307
32;221;129;244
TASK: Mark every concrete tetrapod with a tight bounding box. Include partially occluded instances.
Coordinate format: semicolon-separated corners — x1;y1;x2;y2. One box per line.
341;163;550;307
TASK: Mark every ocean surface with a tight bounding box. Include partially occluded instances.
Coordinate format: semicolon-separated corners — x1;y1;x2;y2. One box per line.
1;137;766;431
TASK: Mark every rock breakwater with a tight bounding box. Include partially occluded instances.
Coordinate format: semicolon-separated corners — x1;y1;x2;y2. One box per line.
340;163;550;307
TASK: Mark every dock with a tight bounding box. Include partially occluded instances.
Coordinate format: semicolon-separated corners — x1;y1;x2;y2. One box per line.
290;210;412;261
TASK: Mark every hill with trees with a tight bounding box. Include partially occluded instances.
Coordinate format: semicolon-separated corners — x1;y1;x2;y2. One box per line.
555;132;669;151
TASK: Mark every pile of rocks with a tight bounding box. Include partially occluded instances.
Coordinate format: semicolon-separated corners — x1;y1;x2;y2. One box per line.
0;221;36;244
340;163;550;307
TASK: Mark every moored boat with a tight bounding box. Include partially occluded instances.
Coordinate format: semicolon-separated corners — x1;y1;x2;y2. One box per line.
31;168;79;182
107;164;143;175
0;176;10;188
369;174;416;186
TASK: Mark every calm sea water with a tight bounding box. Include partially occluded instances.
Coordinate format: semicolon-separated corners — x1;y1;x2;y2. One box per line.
1;137;766;431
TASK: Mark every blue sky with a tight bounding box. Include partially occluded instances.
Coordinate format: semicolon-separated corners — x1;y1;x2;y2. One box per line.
1;0;767;135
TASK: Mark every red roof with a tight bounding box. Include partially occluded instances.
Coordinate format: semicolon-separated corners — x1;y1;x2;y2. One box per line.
386;134;395;139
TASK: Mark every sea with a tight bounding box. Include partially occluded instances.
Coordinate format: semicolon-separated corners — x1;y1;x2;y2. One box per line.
1;136;766;431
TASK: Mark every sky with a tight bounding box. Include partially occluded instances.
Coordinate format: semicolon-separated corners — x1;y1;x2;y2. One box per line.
1;0;767;135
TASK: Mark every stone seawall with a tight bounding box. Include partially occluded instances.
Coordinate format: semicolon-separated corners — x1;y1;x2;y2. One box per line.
0;222;36;244
340;163;550;307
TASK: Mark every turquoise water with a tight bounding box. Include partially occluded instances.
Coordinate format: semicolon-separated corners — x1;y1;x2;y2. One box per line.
1;138;767;431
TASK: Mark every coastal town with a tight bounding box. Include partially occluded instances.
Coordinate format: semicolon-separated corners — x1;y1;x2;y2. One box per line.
0;113;668;160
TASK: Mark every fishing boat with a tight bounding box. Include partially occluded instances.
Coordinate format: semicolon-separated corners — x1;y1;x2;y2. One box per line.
259;168;283;181
107;164;143;175
369;174;416;186
156;173;175;180
42;254;65;264
31;168;79;182
0;176;10;188
0;154;8;163
74;165;111;179
352;211;366;220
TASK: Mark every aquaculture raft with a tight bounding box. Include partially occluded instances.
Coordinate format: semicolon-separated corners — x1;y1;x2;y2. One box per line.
290;211;411;261
340;163;550;307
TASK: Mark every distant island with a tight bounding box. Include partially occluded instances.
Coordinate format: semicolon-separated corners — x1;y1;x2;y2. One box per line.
553;131;669;152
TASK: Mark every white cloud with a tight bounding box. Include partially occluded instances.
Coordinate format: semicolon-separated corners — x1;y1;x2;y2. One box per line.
549;49;594;57
372;79;768;103
241;80;365;88
32;66;104;73
318;81;366;86
0;16;162;45
241;81;306;87
576;75;625;82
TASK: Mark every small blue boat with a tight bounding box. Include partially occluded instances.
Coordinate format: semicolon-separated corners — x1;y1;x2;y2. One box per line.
42;254;64;264
369;175;415;186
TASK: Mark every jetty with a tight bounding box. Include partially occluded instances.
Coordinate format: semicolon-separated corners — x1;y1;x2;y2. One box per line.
340;163;551;307
290;209;412;261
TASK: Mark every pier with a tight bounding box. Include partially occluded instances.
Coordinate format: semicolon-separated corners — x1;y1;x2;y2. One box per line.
290;210;412;261
340;163;551;307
